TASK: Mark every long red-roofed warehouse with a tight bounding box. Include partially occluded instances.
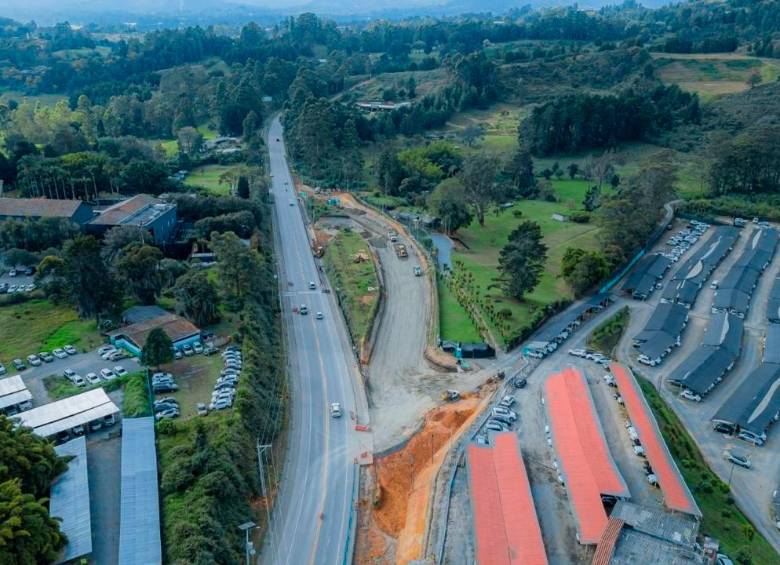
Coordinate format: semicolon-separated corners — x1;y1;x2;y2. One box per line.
609;363;701;517
544;368;630;544
467;432;548;565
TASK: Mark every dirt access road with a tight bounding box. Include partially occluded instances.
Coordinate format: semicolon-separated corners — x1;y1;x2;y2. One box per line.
324;194;490;451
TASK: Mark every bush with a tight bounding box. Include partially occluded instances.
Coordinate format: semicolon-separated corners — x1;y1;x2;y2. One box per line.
568;211;591;223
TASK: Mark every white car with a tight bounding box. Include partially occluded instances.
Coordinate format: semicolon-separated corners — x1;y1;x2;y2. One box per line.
97;344;115;355
52;348;68;359
113;365;128;377
330;402;343;418
568;348;586;357
315;312;324;320
26;354;42;367
85;372;101;385
64;345;78;355
680;389;701;402
193;342;204;354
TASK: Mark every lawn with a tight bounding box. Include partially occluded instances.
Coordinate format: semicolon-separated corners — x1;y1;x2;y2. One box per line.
0;299;102;366
447;188;601;346
440;103;529;158
437;277;481;343
323;229;379;350
638;376;777;564
184;164;235;195
43;371;143;401
154;354;224;418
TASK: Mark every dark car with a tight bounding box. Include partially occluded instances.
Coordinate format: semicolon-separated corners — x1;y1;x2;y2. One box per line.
512;377;527;389
24;266;36;276
12;359;26;371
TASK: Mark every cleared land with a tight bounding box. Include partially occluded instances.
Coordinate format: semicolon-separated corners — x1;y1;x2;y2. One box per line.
341;67;449;102
184;164;235;195
323;229;380;350
638;376;777;563
0;298;102;366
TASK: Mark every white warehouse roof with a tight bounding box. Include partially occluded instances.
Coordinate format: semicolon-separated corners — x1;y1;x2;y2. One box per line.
0;374;32;411
14;388;119;438
52;436;93;564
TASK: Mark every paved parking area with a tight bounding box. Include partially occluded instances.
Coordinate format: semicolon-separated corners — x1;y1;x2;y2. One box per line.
14;348;141;406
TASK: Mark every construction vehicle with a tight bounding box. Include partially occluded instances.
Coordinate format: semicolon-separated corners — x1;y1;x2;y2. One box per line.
395;244;408;259
441;390;460;402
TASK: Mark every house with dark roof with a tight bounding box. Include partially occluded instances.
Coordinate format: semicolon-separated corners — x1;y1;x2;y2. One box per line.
713;363;780;445
0;198;94;224
633;302;688;366
87;195;177;244
623;254;671;300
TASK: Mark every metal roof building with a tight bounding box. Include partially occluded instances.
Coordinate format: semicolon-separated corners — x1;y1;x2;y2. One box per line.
768;276;780;323
525;294;611;356
118;417;162;565
545;368;629;544
0;374;32;413
702;312;744;355
713;363;780;442
623;254;671;300
467;433;548;565
87;195;177;244
51;436;93;564
13;388;119;438
633;302;688;364
0;197;94;224
611;364;700;516
764;323;780;365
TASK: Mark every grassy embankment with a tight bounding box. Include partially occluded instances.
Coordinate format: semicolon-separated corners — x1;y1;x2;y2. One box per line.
587;306;630;356
0;298;102;367
437;277;481;343
323;229;379;351
638;377;777;564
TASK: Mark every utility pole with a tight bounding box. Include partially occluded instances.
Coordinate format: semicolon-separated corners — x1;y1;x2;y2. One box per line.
256;441;273;561
238;521;256;565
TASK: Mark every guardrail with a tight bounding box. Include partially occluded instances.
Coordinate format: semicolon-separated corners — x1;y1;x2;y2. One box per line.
343;463;360;565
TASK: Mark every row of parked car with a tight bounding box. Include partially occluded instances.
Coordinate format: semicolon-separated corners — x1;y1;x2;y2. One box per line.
1;344;80;374
0;282;36;294
568;348;611;368
480;395;518;439
662;220;710;263
152;372;179;393
210;347;242;411
173;340;217;360
63;365;128;387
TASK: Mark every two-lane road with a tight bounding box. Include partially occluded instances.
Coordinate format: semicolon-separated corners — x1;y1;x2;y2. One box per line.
263;117;365;564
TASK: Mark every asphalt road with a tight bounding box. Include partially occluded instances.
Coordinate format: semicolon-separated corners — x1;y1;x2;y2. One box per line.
262;117;367;565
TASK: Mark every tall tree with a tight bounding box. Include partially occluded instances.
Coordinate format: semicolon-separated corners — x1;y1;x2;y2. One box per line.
174;271;220;327
427;178;472;234
561;247;610;297
141;328;173;368
496;221;547;300
115;243;164;304
61;236;121;321
460;153;503;226
504;146;536;198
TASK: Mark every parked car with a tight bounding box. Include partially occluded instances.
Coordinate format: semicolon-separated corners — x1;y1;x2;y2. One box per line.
97;344;116;355
724;450;751;469
174;349;183;360
108;350;127;362
85;372;101;385
114;366;128;377
26;354;41;367
8;268;16;277
499;395;516;408
155;407;180;420
63;345;77;355
12;359;26;371
100;368;117;381
485;420;508;432
153;383;179;393
101;349;118;360
197;402;209;416
210;398;232;410
193;342;204;354
680;389;702;402
183;344;194;356
0;363;5;375
568;348;586;357
203;345;218;356
38;352;54;363
52;348;68;359
512;377;527;389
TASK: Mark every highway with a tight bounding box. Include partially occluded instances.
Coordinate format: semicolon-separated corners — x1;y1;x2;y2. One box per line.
262;117;367;565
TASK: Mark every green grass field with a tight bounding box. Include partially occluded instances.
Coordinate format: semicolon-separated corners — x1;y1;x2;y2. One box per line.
638;376;777;564
437;278;481;343
448;184;601;345
0;299;103;366
184;164;235;195
323;230;379;348
0;90;66;107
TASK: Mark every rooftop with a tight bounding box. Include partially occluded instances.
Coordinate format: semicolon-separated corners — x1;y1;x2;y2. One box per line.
545;368;629;544
111;313;199;349
611;364;700;516
768;276;780;322
13;388;119;438
89;194;173;227
52;436;92;564
467;433;547;565
0;374;32;411
0;197;89;219
714;363;780;435
118;417;162;565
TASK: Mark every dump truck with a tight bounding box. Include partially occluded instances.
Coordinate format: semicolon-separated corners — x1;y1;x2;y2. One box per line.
395;244;408;258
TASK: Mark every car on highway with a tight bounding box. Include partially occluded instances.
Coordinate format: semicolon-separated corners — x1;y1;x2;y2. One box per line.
724;450;751;469
289;199;295;206
413;266;422;276
52;348;68;359
330;402;343;418
680;389;702;402
309;281;317;290
300;305;308;315
315;312;324;320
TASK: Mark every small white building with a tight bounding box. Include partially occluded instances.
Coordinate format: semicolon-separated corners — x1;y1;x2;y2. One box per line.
13;388;119;440
0;375;32;415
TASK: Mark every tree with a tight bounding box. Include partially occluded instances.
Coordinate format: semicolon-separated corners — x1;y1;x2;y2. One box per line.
583;150;618;191
61;236;121;321
567;163;579;179
561;247;610;297
461;124;484;147
102;225;149;262
583;185;601;211
496;221;547;300
460;153;503;227
115;243;164;304
210;231;263;307
747;71;762;89
237;176;250;199
141;328;173;368
174;271;220;327
504;146;536;197
428;178;472;234
177;126;203;156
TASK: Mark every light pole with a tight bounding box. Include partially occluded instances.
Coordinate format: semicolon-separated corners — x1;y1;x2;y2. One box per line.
238;521;257;565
